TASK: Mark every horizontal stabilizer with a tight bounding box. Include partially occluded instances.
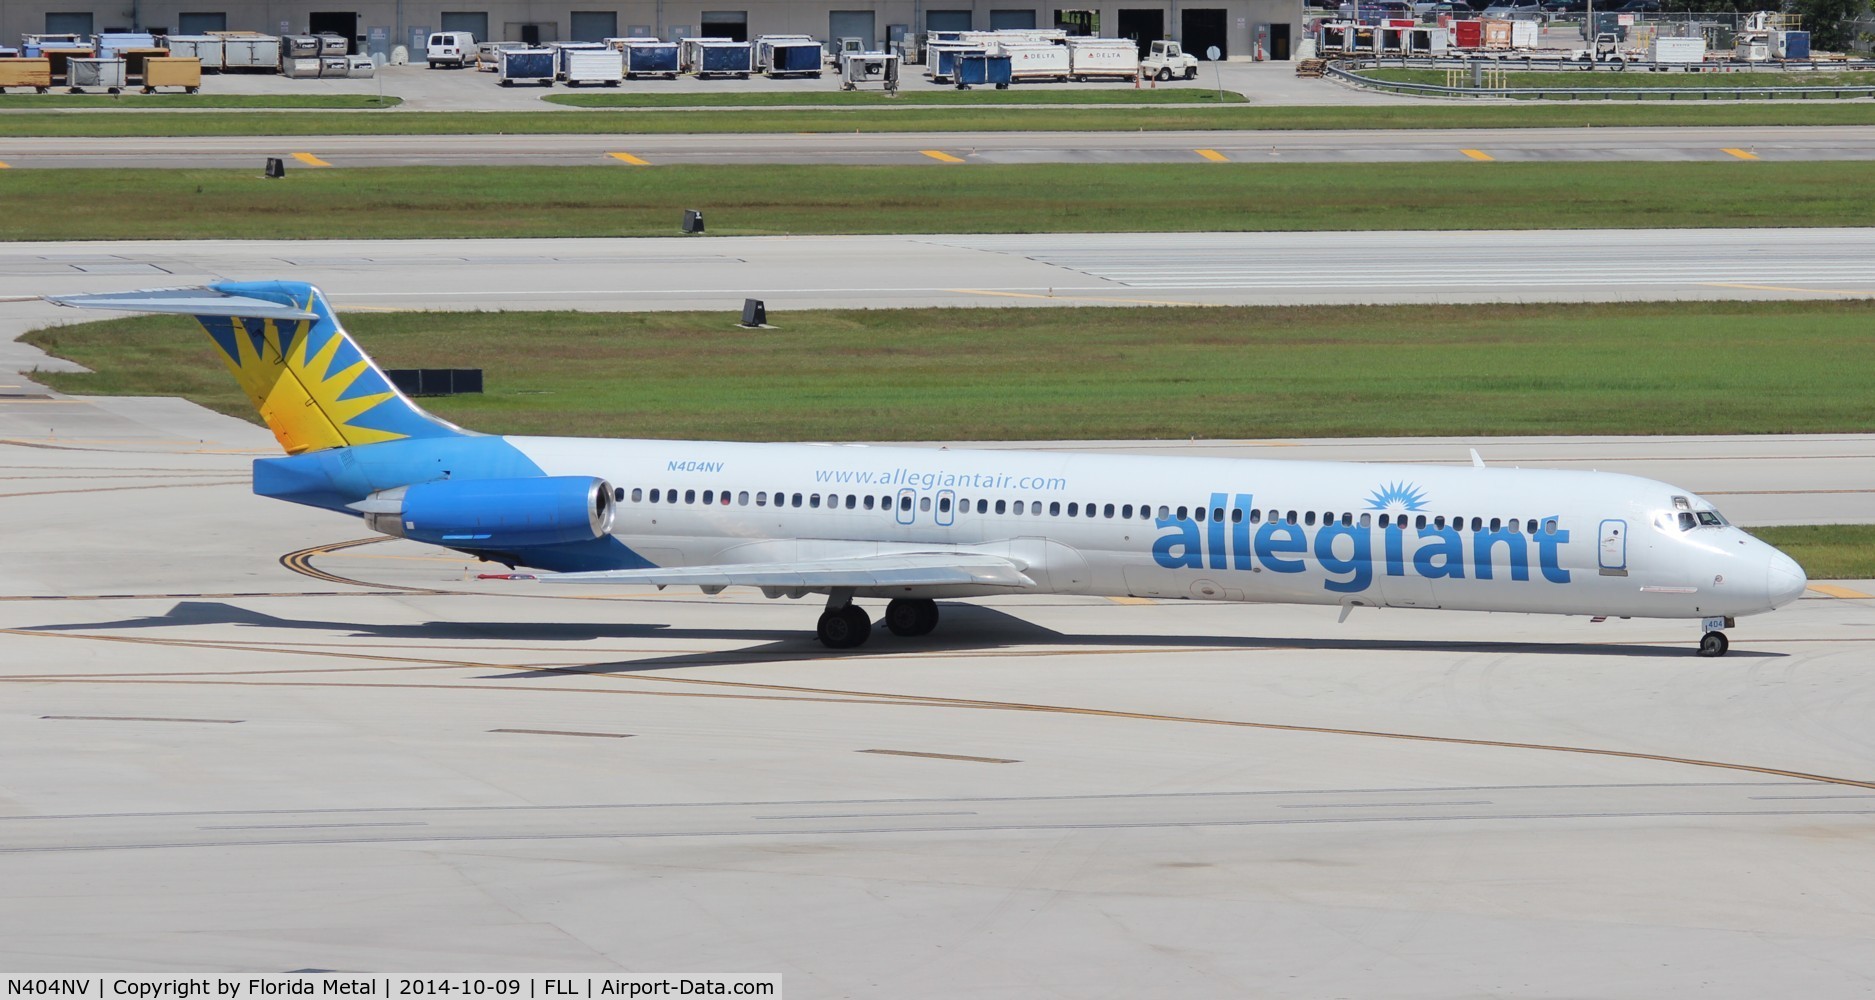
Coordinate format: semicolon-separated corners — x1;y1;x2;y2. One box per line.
541;551;1036;591
45;287;315;322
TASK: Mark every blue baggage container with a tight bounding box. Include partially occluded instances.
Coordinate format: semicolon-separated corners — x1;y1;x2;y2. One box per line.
955;52;1011;88
499;48;555;85
1782;31;1810;59
623;42;678;75
700;42;752;74
774;41;821;74
932;46;984;80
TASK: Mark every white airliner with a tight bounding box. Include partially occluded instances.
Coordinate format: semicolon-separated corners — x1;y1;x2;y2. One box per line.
48;282;1807;656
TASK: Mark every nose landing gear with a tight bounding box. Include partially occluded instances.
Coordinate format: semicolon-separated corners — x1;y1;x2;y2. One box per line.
1696;616;1734;658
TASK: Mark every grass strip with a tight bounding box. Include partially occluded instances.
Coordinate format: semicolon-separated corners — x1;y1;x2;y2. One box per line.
0;94;402;109
24;300;1875;442
2;162;1871;239
1747;525;1875;581
8;102;1875;135
545;87;1244;107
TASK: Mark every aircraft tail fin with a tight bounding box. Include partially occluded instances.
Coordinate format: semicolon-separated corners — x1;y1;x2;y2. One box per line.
46;280;467;455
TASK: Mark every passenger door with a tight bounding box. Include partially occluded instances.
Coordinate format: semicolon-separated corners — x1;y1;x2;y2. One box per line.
1599;519;1627;576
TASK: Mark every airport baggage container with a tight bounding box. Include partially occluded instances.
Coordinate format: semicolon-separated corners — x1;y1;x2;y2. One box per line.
954;52;1012;88
619;40;680;77
66;57;127;92
765;39;824;76
1406;26;1450;55
550;41;608;78
1649;35;1705;63
563;48;623;85
754;34;811;68
926;43;985;81
1481;18;1513;49
282;56;322;78
680;38;753;76
0;58;53;92
282;34;321;59
93;32;157;57
1064;38;1138;80
1377;25;1408;53
221;35;281;70
997;41;1072;79
1453;19;1482;47
346;53;376;77
1777;30;1810;58
165;35;225;70
316;33;348;56
1510;20;1539;49
318;55;349;77
41;47;93;82
0;47;17;59
139;56;202;92
498;47;555;85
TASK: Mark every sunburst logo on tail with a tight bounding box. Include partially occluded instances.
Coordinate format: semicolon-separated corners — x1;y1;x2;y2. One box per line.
1365;481;1428;512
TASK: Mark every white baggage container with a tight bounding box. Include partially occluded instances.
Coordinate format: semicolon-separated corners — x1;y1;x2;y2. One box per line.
316;33;348;56
281;34;321;59
1649;35;1705;63
997;41;1070;80
221;35;281;70
318;55;349;76
346;53;376;77
1510;19;1538;49
65;56;126;92
563;48;623;85
1064;38;1138;80
165;35;224;70
282;56;322;78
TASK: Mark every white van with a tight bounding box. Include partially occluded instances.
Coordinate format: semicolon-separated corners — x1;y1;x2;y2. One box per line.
426;31;476;68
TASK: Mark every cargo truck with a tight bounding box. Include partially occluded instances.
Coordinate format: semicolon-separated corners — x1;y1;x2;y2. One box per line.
1139;39;1198;80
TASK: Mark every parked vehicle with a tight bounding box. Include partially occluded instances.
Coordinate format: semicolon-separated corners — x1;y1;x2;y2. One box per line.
1139;39;1198;81
426;30;476;68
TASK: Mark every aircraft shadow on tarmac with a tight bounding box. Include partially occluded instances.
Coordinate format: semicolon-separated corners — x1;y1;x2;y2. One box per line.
23;600;1772;674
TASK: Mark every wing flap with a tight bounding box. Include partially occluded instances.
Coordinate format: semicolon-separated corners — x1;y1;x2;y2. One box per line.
541;551;1036;590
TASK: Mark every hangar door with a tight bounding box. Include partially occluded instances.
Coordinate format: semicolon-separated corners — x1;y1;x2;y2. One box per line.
45;11;95;34
1180;8;1227;59
570;11;618;41
702;11;749;41
829;10;877;48
440;12;489;39
990;9;1039;29
177;12;227;33
927;9;973;31
1116;9;1164;56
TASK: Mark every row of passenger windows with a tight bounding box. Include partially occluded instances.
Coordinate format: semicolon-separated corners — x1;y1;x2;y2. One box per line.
615;487;1561;535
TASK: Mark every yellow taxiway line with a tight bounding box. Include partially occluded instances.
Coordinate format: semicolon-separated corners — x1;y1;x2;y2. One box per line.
1721;147;1760;160
608;152;650;165
920;149;966;163
1808;583;1873;599
291;152;332;167
1195;148;1229;162
1460;148;1494;161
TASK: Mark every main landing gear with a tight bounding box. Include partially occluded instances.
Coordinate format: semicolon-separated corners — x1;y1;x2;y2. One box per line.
815;591;939;649
1697;616;1734;658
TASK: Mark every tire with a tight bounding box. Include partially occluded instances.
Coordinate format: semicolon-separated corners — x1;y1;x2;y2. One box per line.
817;606;873;648
500;79;511;86
885;599;939;638
1697;631;1729;657
1156;67;1172;81
1184;66;1198;80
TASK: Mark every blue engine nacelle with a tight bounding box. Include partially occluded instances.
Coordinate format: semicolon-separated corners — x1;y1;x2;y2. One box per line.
357;476;616;548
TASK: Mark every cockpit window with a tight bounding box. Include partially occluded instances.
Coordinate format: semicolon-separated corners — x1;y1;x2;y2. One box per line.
1697;510;1723;526
1678;512;1697;531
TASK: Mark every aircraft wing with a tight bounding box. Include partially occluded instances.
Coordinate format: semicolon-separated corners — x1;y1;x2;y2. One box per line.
540;551;1036;591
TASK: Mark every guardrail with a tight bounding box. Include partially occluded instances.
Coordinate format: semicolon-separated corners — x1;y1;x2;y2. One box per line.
1329;57;1875;99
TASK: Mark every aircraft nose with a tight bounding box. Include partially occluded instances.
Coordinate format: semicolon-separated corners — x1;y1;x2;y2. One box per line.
1765;549;1807;609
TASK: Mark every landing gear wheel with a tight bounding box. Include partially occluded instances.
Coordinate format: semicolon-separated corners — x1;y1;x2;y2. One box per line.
885;598;939;637
817;605;873;648
1156;67;1173;81
1698;631;1729;658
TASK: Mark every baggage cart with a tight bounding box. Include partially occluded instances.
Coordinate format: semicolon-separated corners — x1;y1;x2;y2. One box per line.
1777;30;1809;59
498;47;555;86
998;41;1070;80
319;55;349;77
94;33;157;57
21;34;84;57
347;54;377;77
281;57;322;78
140;56;202;92
117;47;169;81
1648;35;1705;63
66;57;127;93
762;38;824;76
165;36;225;71
550;41;609;78
954;52;1011;88
0;58;53;93
680;37;753;76
563;48;623;86
317;33;349;56
925;43;983;82
41;48;93;83
619;40;679;77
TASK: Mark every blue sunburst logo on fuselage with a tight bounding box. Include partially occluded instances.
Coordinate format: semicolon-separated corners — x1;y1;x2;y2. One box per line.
1365;481;1428;512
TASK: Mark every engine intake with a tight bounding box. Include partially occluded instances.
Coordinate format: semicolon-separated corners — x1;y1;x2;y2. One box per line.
354;476;615;549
